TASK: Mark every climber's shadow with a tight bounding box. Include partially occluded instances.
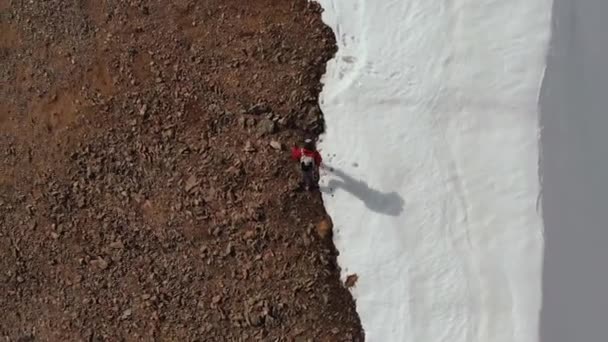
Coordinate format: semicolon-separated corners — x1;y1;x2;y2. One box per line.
319;166;405;216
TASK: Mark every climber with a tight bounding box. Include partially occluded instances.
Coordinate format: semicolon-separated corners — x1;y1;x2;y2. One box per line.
291;138;323;191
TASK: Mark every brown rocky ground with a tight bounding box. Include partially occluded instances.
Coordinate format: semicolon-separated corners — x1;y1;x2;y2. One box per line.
0;0;364;341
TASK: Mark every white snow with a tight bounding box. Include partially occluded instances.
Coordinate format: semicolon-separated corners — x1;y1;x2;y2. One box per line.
315;0;552;341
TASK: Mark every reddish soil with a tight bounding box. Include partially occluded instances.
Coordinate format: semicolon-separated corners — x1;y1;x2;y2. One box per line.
0;0;364;341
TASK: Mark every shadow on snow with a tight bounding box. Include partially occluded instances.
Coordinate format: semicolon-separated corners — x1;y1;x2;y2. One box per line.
319;166;405;217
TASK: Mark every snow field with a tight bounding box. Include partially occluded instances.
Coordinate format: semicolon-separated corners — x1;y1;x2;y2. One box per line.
315;0;552;341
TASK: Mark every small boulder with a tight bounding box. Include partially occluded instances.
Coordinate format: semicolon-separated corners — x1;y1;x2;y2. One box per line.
345;274;359;288
316;217;333;239
90;257;109;270
184;175;199;192
257;119;276;136
269;140;282;150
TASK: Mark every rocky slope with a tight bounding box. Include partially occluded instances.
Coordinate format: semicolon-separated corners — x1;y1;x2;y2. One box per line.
0;0;363;340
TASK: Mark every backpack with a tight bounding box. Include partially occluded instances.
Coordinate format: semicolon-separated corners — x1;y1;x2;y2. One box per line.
300;149;315;171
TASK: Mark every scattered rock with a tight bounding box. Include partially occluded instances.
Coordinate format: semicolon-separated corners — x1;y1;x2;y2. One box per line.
0;1;363;340
243;141;256;152
109;240;124;249
120;308;132;320
316;217;333;239
223;243;234;257
247;103;270;115
139;104;148;116
278;116;289;126
250;313;264;327
246;117;256;127
184;175;199;192
345;274;358;288
162;128;175;139
308;105;321;118
257;119;276;136
269;140;282;150
15;334;35;342
237;116;246;128
90;257;109;270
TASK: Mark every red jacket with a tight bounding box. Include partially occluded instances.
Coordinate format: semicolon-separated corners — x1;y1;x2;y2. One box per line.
291;147;322;166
